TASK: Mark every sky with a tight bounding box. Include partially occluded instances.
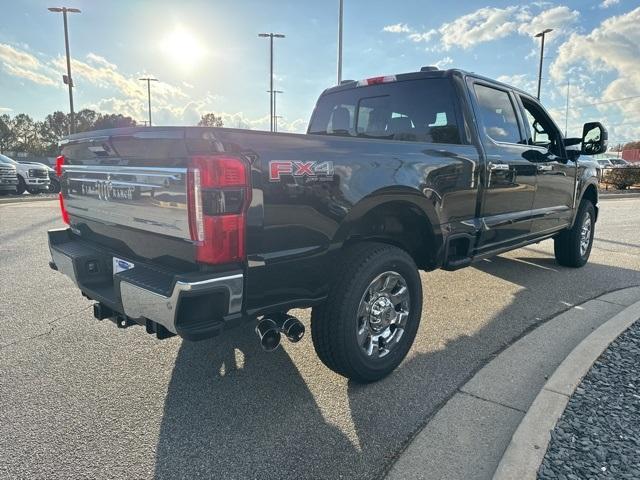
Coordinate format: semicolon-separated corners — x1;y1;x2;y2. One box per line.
0;0;638;145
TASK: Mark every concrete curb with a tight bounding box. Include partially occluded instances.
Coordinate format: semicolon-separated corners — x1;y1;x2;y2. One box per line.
385;286;640;480
0;196;57;205
492;299;640;480
599;192;640;199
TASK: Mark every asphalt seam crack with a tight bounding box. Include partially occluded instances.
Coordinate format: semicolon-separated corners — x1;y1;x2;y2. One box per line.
542;386;571;398
596;298;637;308
458;389;527;414
0;305;92;351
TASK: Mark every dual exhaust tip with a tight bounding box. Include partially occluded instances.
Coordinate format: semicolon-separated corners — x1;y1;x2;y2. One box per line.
255;314;305;352
95;302;304;349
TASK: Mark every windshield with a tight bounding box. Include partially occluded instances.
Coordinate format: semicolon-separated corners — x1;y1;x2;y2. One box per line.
0;154;18;165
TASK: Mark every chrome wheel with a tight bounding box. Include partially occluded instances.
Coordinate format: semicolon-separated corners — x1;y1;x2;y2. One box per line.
356;271;410;358
579;211;592;257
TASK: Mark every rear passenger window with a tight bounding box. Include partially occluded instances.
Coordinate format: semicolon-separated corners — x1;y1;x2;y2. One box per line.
474;84;522;144
308;78;462;144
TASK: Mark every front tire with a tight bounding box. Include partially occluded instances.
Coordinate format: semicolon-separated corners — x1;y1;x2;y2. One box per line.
311;242;423;383
554;200;595;268
48;179;60;194
16;176;26;195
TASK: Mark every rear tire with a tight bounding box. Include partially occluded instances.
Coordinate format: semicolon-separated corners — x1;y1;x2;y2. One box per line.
554;200;595;268
311;242;423;383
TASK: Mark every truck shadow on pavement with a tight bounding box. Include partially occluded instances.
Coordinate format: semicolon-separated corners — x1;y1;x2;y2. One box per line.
154;324;359;480
154;254;640;480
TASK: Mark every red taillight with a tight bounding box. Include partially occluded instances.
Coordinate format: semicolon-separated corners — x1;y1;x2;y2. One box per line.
187;155;250;265
55;155;65;177
58;192;70;225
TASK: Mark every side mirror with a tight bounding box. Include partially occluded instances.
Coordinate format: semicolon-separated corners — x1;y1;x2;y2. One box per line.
581;122;608;155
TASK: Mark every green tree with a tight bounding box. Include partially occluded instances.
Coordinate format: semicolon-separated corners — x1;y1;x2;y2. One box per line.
76;109;99;133
11;114;42;153
93;113;137;130
197;113;224;127
0;114;12;153
40;111;69;154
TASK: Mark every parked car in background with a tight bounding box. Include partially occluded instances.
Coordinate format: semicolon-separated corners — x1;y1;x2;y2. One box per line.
0;155;19;194
596;158;613;169
609;158;630;167
0;154;50;194
17;160;60;193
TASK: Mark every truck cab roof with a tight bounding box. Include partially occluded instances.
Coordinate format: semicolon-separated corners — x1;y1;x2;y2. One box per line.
321;68;532;99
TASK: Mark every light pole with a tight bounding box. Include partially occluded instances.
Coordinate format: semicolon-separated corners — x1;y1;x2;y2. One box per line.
258;33;285;132
274;115;283;133
139;77;158;126
48;6;81;135
564;79;570;137
337;0;344;84
268;90;283;132
534;28;553;100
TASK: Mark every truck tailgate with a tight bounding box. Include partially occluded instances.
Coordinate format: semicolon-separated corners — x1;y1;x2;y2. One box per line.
59;128;200;268
65;164;190;241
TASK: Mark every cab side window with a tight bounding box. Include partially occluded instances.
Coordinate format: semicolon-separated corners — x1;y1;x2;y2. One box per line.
520;96;562;156
474;84;522;144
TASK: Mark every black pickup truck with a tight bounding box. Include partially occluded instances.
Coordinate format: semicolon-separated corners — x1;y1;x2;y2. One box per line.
48;67;606;382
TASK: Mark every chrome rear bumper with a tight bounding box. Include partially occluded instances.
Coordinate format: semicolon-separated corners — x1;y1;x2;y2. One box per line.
48;228;244;340
118;274;243;334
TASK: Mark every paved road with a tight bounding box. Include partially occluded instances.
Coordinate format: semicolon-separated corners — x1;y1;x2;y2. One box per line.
1;198;639;479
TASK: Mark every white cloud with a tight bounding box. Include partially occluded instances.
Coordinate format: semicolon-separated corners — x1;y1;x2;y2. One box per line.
408;29;438;43
517;6;580;37
382;23;412;33
497;74;537;94
382;4;580;51
601;0;620;8
86;53;118;70
434;56;454;69
1;62;57;86
0;107;12;113
439;6;522;50
0;42;59;86
550;7;640;141
0;43;40;69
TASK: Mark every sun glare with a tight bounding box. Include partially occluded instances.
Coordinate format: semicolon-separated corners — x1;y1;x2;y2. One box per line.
161;27;205;70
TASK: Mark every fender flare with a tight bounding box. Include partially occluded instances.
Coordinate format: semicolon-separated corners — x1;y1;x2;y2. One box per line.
331;186;444;268
574;178;599;226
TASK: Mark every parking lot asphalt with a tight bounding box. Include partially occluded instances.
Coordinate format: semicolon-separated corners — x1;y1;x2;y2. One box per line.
1;198;639;480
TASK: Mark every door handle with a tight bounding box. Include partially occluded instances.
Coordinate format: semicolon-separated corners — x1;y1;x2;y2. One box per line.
489;162;510;171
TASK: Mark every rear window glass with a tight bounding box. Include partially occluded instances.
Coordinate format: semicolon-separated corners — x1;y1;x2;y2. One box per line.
308;78;462;144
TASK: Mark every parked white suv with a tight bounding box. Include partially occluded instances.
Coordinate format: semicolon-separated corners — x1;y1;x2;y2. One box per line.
0;154;50;194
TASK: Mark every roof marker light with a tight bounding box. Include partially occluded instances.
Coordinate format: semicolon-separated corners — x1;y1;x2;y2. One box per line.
357;75;397;87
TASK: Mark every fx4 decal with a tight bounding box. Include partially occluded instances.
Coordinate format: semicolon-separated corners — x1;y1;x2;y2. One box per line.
269;160;335;182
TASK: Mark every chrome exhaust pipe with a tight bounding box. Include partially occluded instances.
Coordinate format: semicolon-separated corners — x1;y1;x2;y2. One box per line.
255;318;281;352
280;315;305;343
